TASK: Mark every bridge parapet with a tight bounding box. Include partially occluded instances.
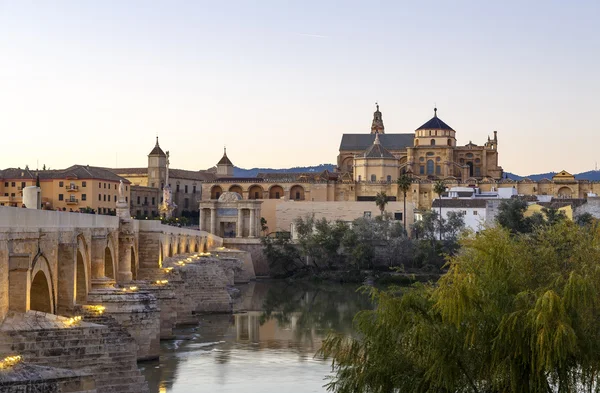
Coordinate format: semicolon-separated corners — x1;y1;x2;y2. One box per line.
0;206;119;231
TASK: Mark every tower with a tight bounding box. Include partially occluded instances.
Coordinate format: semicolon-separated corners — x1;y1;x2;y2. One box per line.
371;103;385;134
216;147;234;178
148;137;167;189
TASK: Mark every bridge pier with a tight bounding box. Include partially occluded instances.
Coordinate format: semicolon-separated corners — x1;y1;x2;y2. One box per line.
117;224;134;284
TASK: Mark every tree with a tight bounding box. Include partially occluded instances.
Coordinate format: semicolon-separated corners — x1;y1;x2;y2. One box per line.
374;192;388;217
575;212;594;227
321;221;600;393
396;174;412;231
496;198;532;234
433;180;446;240
260;217;268;235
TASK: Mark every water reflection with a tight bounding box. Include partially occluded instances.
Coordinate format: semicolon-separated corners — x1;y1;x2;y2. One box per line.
141;280;371;393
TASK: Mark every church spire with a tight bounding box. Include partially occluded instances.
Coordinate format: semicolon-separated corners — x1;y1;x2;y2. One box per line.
370;102;385;134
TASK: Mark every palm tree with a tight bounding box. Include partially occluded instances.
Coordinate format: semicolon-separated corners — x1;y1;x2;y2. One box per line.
375;192;388;218
433;180;446;240
396;174;412;231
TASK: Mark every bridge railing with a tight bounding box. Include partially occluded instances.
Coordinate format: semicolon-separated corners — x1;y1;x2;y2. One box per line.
0;206;119;230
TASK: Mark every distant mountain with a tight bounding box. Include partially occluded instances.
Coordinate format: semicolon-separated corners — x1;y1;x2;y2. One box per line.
233;164;336;178
233;165;600;182
507;170;600;181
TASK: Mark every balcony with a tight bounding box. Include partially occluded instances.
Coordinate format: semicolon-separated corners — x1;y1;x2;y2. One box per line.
65;185;79;192
65;198;79;205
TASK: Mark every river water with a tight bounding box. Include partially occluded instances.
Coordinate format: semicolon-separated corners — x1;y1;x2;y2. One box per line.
140;281;371;393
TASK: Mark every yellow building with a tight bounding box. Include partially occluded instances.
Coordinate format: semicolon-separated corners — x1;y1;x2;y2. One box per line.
0;165;131;214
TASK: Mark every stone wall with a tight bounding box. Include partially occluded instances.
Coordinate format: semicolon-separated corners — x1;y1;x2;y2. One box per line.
0;363;97;393
222;240;268;276
574;197;600;218
0;235;8;323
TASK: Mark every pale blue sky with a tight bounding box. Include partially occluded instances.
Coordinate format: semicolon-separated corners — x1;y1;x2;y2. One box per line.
1;1;598;175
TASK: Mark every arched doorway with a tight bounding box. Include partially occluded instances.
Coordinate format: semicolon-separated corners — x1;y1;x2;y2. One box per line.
30;271;52;313
466;161;474;177
290;185;305;201
557;186;572;198
130;247;137;280
269;185;284;199
229;185;243;195
211;186;223;200
248;185;263;200
75;250;87;304
104;247;114;279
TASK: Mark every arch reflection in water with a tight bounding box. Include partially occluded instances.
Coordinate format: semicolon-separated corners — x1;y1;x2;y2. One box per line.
144;281;371;393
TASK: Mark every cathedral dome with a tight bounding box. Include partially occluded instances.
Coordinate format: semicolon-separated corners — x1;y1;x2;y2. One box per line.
415;108;454;131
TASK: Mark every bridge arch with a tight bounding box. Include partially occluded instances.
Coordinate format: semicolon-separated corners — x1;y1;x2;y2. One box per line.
76;235;89;305
30;255;54;314
130;246;137;280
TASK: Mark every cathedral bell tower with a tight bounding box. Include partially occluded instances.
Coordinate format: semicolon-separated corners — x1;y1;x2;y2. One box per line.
371;103;385;134
216;147;234;178
148;137;167;189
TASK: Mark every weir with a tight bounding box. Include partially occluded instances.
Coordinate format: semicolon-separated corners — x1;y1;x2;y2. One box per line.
0;205;255;392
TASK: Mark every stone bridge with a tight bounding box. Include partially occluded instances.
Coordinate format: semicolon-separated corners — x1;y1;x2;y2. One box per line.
0;207;222;321
0;206;254;392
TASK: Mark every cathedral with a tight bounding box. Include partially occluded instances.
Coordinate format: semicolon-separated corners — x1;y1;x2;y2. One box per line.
338;105;503;183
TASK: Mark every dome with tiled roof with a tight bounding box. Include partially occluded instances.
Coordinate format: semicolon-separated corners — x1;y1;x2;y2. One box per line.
217;147;233;166
416;108;454;131
363;133;395;158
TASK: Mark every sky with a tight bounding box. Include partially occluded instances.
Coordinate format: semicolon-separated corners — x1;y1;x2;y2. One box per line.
1;1;598;175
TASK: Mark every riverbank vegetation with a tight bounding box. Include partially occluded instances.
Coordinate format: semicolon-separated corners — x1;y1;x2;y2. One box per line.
261;211;466;281
320;202;600;393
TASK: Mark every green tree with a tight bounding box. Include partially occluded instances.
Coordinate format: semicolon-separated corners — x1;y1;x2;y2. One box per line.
374;192;388;217
396;174;413;231
575;212;594;227
496;198;532;234
321;221;600;393
433;180;446;240
260;217;268;235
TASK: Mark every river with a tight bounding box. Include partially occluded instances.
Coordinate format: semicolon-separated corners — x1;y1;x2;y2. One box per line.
140;280;372;393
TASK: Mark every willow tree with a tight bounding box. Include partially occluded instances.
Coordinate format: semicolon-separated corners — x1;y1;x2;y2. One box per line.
320;221;600;393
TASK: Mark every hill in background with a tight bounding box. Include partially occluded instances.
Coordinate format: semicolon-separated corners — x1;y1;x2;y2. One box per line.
233;164;600;182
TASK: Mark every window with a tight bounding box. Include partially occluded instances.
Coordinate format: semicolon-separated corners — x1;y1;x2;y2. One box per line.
113;195;116;202
475;167;481;176
114;184;117;190
394;212;403;221
427;160;434;175
137;196;141;204
151;182;155;188
58;194;64;201
254;192;259;199
98;194;101;201
193;186;196;194
473;210;478;215
185;185;188;193
103;195;106;201
3;193;7;196
436;165;441;175
10;193;15;197
126;186;128;191
447;139;452;146
3;182;7;187
152;197;155;205
364;211;371;219
386;175;392;182
370;174;376;182
11;182;15;187
176;184;180;192
21;182;25;188
420;166;425;175
99;182;101;188
82;181;86;187
82;194;87;201
125;197;128;202
295;192;301;200
144;197;148;205
430;139;435;146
